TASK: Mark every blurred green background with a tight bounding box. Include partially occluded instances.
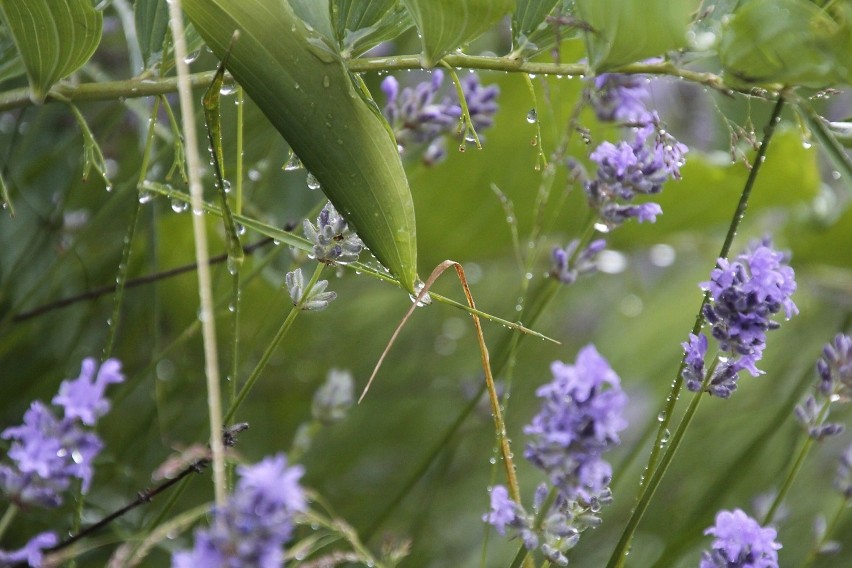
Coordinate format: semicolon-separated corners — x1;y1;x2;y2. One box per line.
1;9;852;568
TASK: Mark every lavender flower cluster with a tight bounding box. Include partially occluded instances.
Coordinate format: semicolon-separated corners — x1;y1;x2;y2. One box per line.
302;202;363;266
795;333;852;440
172;454;306;568
0;358;124;566
381;70;499;165
699;509;781;568
683;240;798;397
484;345;628;565
583;73;688;230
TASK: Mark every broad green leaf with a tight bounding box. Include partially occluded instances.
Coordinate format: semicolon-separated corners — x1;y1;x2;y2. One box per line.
333;0;413;57
0;0;102;103
719;0;852;87
183;0;419;293
401;0;514;67
135;0;170;69
575;0;698;70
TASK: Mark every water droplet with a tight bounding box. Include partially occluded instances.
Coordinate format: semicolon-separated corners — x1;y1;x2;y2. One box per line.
657;411;667;422
526;109;538;123
138;190;155;204
283;151;303;171
248;168;261;181
222;179;232;193
306;172;321;190
219;83;237;96
226;256;239;275
183;50;200;64
409;280;432;307
236;223;246;236
170;199;188;213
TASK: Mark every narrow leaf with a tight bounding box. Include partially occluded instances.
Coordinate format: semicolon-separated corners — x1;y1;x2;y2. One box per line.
135;0;170;69
0;0;102;103
575;0;698;71
401;0;514;67
183;0;419;293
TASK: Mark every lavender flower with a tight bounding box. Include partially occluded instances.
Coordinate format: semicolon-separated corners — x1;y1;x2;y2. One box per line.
794;334;852;440
584;123;687;229
834;444;852;499
816;333;852;399
550;239;605;285
0;532;58;567
524;345;628;502
701;241;798;377
381;70;499;165
172;454;306;568
302;202;363;265
0;358;124;508
699;509;781;568
588;73;654;124
285;268;337;311
382;71;460;154
484;346;627;564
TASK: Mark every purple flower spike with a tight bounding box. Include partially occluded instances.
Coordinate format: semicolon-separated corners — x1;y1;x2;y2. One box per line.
682;333;708;392
0;532;58;567
589;73;654;124
1;358;123;508
550;239;605;285
700;509;781;568
584;124;687;229
701;241;798;378
172;454;306;568
524;345;628;502
53;358;124;426
381;70;498;164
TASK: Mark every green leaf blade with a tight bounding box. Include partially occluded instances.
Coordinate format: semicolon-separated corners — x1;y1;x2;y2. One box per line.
183;0;419;294
0;0;102;103
401;0;513;67
575;0;698;70
135;0;170;69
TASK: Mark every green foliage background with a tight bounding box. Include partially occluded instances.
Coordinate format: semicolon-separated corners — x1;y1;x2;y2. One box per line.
0;1;851;567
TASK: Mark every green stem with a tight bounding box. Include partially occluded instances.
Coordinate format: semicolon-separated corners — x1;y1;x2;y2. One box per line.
762;396;833;525
640;95;786;498
0;504;18;540
0;57;769;113
223;263;324;424
605;358;720;568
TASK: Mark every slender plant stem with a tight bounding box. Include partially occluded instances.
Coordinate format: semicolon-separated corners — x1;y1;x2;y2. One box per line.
801;496;849;568
0;55;774;113
608;94;787;568
0;504;18;540
167;0;227;508
223;263;324;424
640;95;787;498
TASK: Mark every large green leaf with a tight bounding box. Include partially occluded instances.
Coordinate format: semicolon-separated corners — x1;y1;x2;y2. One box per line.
135;0;170;69
719;0;852;87
183;0;419;294
575;0;698;70
511;0;561;54
401;0;513;67
0;0;102;103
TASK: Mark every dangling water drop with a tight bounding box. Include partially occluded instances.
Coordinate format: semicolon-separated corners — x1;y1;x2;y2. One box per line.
526;108;538;123
306;172;321;190
409;280;432;307
219;83;237;96
183;50;200;64
170;198;187;213
283;150;303;171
